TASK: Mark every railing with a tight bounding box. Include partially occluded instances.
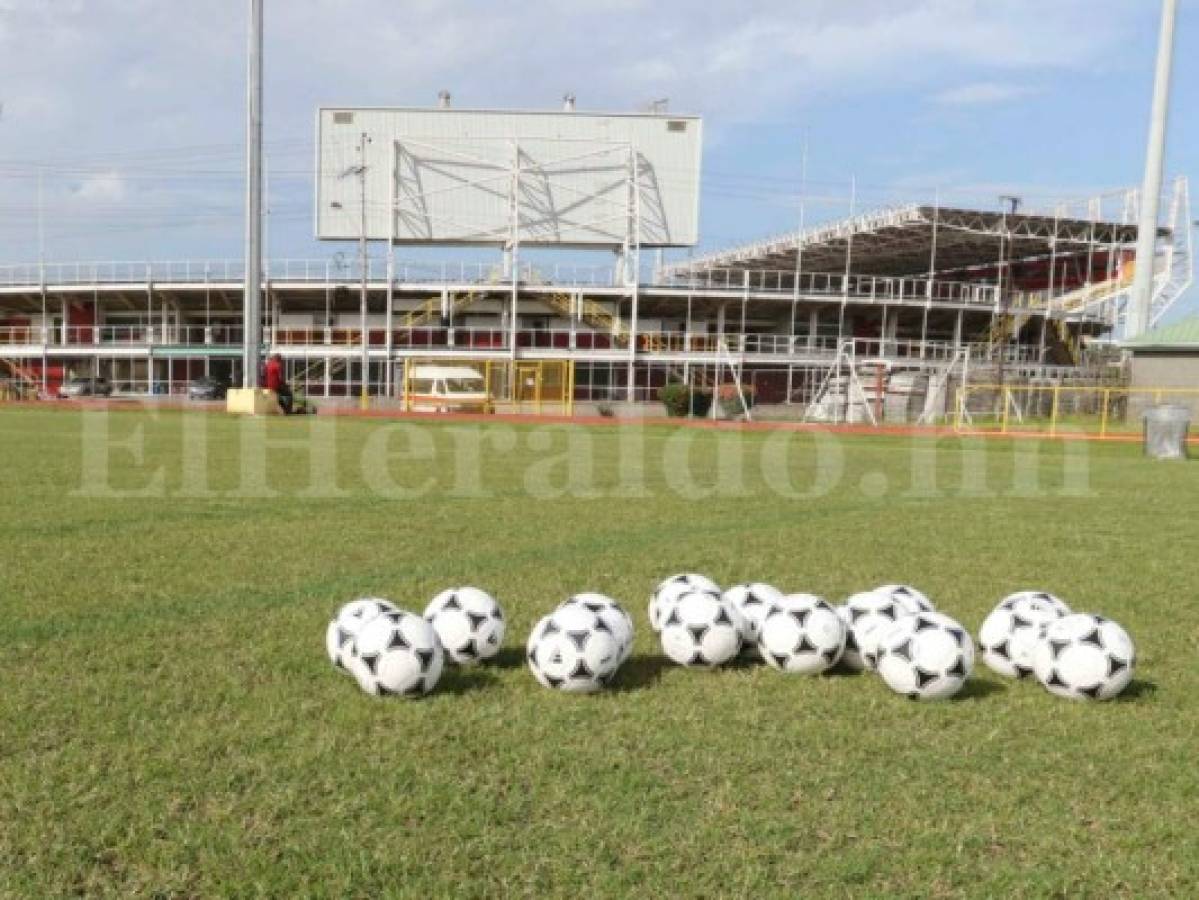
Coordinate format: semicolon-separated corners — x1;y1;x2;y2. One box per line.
1;322;1055;365
662;268;1004;307
0;325;244;346
956;384;1199;439
0;257;1000;306
0;259;619;288
0;258;1139;320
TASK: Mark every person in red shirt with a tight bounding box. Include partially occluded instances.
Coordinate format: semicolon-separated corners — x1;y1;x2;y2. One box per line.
263;353;293;414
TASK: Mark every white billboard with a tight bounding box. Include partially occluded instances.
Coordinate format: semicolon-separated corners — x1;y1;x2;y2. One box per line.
316;107;702;248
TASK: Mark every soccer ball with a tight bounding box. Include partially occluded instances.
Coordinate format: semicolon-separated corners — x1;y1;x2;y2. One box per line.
325;598;398;671
659;589;743;668
838;590;907;672
649;573;720;632
527;604;622;693
559;593;634;664
978;591;1071;679
424;587;506;666
875;584;935;615
1032;614;1135;701
875;612;974;701
348;609;444;697
758;594;846;674
723;582;785;654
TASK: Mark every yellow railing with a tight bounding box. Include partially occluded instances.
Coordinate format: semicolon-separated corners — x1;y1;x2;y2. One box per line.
1018;270;1134;314
402;290;486;330
545;292;671;352
954;384;1199;439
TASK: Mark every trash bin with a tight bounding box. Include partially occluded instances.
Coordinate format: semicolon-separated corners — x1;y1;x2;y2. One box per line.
1142;404;1190;460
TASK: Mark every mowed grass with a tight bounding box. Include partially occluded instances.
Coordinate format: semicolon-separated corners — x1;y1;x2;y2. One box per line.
1;407;1197;898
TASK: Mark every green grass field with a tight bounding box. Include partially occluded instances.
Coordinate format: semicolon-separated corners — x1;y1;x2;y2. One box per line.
1;407;1196;897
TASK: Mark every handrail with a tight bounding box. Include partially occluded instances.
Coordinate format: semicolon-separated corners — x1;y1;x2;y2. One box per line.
0;323;1047;365
0;257;1026;307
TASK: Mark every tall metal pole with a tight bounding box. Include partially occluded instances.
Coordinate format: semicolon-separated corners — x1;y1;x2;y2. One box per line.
242;0;263;388
1128;0;1178;339
37;168;45;283
358;133;370;410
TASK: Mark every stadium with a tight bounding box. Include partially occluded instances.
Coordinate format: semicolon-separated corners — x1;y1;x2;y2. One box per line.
1;102;1191;427
4;2;1199;897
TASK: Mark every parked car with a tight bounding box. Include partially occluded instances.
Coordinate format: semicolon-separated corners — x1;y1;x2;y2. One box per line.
58;376;113;399
188;375;231;401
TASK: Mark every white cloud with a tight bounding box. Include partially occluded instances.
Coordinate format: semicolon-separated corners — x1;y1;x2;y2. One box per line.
73;171;126;202
933;82;1039;107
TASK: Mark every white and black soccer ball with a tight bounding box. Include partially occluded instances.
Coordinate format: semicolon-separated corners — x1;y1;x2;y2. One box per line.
978;591;1071;679
758;594;846;675
1032;613;1135;701
875;584;935;615
424;587;506;666
875;612;974;701
325;598;398;672
659;589;743;668
348;609;444;697
559;593;634;664
838;590;908;672
723;582;785;654
527;604;622;693
649;573;720;633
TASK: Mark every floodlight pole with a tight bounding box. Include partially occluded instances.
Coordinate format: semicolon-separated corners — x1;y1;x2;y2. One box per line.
1129;0;1178;339
242;0;263;389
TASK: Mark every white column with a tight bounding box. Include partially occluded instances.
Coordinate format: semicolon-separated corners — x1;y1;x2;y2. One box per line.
1128;0;1178;338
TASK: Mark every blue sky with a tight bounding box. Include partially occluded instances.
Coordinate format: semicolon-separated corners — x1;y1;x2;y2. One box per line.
0;1;1195;312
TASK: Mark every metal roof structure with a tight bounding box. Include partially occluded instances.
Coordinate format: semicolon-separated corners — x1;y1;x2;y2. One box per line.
669;203;1159;279
1122;313;1199;350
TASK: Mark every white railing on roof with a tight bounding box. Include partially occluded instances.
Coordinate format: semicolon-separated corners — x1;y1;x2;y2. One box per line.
0;257;1005;307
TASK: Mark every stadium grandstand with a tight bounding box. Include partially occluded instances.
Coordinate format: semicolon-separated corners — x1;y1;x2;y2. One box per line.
0;103;1192;420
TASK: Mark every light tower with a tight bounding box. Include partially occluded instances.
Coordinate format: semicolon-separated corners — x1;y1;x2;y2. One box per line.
1128;0;1178;339
242;0;264;387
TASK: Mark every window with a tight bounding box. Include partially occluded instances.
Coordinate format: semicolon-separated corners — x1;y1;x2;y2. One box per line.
667;120;687;133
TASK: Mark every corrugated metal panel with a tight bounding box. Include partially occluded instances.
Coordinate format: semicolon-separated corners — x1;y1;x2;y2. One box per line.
316;107;702;248
1124;314;1199;350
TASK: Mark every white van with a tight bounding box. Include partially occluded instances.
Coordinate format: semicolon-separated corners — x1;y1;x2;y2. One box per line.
405;365;492;413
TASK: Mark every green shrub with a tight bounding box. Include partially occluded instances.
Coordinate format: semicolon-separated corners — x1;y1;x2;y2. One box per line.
659;383;713;417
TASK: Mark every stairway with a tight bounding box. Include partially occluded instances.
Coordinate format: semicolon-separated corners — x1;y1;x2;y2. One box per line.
542;293;665;351
1054;273;1134;315
400;290;486;332
1;358;41;399
987;313;1028;352
291;356;349;393
1045;321;1077;366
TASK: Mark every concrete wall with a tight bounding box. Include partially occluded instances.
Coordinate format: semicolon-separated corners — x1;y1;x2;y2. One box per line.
1129;352;1199;419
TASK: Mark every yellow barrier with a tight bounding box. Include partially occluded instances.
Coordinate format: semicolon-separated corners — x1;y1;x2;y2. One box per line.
954;384;1199;438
